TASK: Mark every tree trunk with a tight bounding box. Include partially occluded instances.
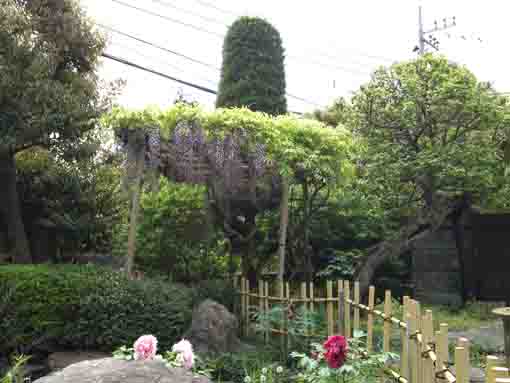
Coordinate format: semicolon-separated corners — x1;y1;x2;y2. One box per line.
277;178;290;283
0;154;32;263
125;148;145;277
354;192;468;298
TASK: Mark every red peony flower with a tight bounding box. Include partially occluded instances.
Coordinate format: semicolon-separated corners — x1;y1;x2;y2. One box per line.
323;335;348;369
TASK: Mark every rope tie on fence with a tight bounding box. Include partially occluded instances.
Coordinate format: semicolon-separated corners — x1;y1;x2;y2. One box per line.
435;367;456;383
408;330;421;340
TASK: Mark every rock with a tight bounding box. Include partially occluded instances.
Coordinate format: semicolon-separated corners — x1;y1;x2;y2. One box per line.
449;322;504;353
33;357;211;383
450;365;485;383
47;351;110;370
185;299;244;355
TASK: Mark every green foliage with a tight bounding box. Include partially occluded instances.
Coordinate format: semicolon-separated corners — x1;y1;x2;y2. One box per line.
351;54;510;209
105;105;355;185
217;17;286;115
0;265;194;354
290;332;397;383
0;0;108;153
0;355;30;383
134;178;227;282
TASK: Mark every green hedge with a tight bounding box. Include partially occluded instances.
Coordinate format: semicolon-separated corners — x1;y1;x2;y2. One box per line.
0;265;194;354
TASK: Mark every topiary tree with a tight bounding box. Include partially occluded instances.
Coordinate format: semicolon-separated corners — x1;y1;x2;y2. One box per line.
216;16;287;115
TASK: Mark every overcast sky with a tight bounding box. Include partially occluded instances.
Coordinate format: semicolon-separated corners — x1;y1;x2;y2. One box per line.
81;0;510;114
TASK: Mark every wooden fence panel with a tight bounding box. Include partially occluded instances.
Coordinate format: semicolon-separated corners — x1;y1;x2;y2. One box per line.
234;276;473;383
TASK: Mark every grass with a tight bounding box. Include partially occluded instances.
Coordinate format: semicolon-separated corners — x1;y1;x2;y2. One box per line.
426;301;501;332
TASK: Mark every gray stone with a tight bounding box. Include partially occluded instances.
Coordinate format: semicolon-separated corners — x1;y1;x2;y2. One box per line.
449;322;504;353
450;365;485;383
33;357;211;383
186;299;243;355
47;351;110;370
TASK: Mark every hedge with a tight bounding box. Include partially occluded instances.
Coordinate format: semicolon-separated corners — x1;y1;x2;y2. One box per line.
0;265;194;354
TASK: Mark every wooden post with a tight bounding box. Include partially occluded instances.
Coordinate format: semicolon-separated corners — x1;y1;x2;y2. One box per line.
383;290;392;353
353;281;360;335
264;281;269;343
408;306;419;383
310;281;315;338
259;280;265;343
401;295;410;380
301;282;308;337
285;282;290;352
414;300;422;382
486;356;502;383
455;346;469;383
491;367;510;382
279;280;285;350
240;277;246;336
338;281;344;335
344;281;351;338
422;310;434;383
327;280;334;336
367;286;375;353
437;323;449;374
245;278;250;337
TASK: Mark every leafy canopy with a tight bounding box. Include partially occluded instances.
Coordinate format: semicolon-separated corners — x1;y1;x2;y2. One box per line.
104;104;356;183
216;16;287;115
0;0;106;155
351;54;510;206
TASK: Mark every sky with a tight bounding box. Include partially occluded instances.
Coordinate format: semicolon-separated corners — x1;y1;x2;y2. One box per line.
80;0;510;114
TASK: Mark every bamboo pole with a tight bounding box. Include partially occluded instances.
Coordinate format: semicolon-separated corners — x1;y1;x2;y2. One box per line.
327;281;334;336
408;302;419;383
367;285;375;353
354;281;360;335
422;310;434;383
245;278;250;337
264;281;269;343
414;300;422;383
338;280;344;335
401;295;410;380
286;281;290;351
455;346;469;383
344;281;351;338
491;367;510;383
486;356;501;383
279;280;285;349
310;281;315;337
383;290;392;353
259;280;265;343
241;277;246;336
301;282;308;337
437;323;449;374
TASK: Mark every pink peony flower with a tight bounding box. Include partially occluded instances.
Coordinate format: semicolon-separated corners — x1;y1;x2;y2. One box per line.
133;335;158;361
172;339;195;369
323;335;348;369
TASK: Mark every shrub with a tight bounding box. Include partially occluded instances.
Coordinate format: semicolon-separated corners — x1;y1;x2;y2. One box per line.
0;265;194;355
217;16;287;115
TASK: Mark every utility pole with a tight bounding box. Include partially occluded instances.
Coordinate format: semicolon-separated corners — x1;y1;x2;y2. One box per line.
417;5;457;55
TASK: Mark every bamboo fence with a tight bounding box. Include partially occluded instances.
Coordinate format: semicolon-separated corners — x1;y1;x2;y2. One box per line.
234;276;490;383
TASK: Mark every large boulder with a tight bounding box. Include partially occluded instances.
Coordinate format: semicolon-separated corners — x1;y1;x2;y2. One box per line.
186;299;243;355
34;358;211;383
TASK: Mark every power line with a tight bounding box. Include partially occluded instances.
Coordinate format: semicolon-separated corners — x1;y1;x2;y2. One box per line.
191;0;238;17
109;40;219;87
110;0;224;38
98;24;220;71
99;24;324;107
150;0;229;26
102;52;218;94
107;0;373;76
101;52;306;114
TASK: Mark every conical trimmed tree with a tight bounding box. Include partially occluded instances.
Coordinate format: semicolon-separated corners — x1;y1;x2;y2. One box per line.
216;16;287;115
